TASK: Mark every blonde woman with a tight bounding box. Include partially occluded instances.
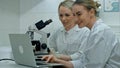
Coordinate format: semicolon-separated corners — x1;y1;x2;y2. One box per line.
42;0;120;68
47;0;89;62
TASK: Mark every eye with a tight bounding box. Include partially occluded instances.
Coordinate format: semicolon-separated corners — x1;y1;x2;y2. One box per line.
59;14;63;17
65;14;70;17
76;11;82;16
76;13;81;16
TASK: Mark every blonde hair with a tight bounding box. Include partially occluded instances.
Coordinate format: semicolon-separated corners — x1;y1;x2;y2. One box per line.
58;0;74;11
73;0;100;16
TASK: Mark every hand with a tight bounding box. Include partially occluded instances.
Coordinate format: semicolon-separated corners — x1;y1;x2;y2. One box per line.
42;54;58;63
42;55;74;68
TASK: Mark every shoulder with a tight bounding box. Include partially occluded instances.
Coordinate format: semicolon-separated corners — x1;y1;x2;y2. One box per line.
80;27;90;33
76;26;90;34
92;19;116;40
92;19;111;34
50;26;63;38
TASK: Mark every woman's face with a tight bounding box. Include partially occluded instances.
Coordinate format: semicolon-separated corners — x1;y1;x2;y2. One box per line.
72;4;93;28
59;6;75;28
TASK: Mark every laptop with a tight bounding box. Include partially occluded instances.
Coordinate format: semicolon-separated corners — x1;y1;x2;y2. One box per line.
9;34;63;68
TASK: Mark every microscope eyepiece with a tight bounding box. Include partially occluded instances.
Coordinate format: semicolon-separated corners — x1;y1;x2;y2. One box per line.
35;19;52;30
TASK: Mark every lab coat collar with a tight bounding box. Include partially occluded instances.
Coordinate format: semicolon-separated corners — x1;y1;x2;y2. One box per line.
60;25;80;33
91;18;103;31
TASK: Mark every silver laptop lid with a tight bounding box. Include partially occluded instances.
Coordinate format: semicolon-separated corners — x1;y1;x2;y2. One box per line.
9;34;63;68
9;34;37;67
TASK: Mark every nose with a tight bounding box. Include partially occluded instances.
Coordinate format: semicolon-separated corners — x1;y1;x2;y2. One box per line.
74;16;78;21
61;16;66;21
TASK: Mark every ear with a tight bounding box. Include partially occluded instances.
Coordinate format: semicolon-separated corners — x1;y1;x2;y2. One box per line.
89;8;95;17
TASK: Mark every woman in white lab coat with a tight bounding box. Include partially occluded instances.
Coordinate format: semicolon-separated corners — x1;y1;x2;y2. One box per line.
42;0;120;68
48;0;89;61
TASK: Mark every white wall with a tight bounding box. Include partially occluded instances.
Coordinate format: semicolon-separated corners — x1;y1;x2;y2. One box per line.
20;0;120;39
99;0;120;39
0;0;119;47
20;0;64;35
0;0;20;46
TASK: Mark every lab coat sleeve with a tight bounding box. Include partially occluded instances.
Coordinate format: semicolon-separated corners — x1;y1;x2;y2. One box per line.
70;52;82;60
70;28;90;60
71;20;120;68
71;59;83;68
71;51;86;68
48;30;58;51
84;29;120;68
104;38;120;68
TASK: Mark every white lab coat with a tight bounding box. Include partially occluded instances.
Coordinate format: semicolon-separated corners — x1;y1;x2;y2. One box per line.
71;19;120;68
48;25;90;60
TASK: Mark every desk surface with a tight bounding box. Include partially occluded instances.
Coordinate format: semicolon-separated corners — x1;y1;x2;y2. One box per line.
0;60;31;68
0;60;51;68
0;46;31;68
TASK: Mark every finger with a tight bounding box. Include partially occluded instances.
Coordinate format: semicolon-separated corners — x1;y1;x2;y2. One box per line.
41;55;48;60
46;55;53;63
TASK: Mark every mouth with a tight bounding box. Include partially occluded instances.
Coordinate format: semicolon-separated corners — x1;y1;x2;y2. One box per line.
77;21;84;28
78;21;82;25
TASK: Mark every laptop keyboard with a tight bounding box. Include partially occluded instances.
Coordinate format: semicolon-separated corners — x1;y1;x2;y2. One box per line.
36;58;46;62
36;58;63;66
36;58;46;61
36;62;47;65
35;55;63;66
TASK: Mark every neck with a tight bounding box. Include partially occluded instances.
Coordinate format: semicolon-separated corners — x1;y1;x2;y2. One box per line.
64;23;76;31
87;16;97;30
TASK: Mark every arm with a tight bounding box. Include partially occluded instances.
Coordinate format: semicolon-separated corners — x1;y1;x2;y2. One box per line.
48;32;58;51
83;28;120;68
42;54;85;68
55;54;71;61
104;37;120;68
55;58;74;68
57;27;90;61
48;29;72;61
42;55;74;68
56;51;83;61
48;32;71;61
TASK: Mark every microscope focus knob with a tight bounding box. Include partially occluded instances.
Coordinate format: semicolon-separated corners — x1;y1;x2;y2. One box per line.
41;43;47;49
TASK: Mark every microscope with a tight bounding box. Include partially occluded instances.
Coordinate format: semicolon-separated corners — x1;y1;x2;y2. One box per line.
26;19;52;55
